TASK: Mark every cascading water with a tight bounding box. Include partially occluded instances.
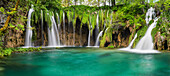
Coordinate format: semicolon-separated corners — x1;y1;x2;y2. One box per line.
87;15;92;47
48;15;60;47
88;29;91;46
56;13;62;45
48;16;57;46
119;7;160;53
52;16;60;46
135;17;159;50
119;33;137;50
145;7;155;25
95;31;103;46
127;33;137;49
24;7;34;47
94;13;99;44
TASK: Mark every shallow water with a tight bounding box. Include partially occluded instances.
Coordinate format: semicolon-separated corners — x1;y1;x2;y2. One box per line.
0;48;170;76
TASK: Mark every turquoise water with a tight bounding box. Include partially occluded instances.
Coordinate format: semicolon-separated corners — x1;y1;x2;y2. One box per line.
0;48;170;76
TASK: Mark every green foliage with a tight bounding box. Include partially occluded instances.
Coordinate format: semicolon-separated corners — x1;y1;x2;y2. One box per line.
0;7;5;14
9;23;25;31
0;48;41;57
107;45;114;49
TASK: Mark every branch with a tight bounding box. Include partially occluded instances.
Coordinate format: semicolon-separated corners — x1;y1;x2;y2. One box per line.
0;0;20;32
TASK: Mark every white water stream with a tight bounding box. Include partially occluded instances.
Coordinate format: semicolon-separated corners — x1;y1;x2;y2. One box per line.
119;7;160;53
24;7;34;47
95;31;103;46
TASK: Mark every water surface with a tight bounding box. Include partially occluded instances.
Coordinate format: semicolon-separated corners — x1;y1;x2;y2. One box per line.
0;48;170;76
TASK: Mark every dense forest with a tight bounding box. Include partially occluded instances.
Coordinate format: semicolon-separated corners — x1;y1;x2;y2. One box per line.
0;0;169;57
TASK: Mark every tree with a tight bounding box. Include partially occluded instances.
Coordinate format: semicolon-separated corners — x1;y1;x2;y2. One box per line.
0;0;20;32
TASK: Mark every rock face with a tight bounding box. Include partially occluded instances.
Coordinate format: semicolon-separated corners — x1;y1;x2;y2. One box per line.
5;29;24;48
59;18;90;46
104;26;131;48
154;32;169;51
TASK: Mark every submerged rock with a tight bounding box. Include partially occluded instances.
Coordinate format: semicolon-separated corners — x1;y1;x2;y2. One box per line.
0;67;4;71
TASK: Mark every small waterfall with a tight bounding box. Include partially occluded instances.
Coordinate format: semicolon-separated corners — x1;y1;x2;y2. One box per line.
95;31;103;46
135;17;159;50
127;33;137;49
63;12;66;46
96;14;99;30
56;13;61;44
48;15;60;46
88;30;91;46
56;13;60;28
48;16;57;46
87;14;92;47
145;7;155;25
95;14;99;44
119;33;137;50
25;7;34;47
52;16;60;46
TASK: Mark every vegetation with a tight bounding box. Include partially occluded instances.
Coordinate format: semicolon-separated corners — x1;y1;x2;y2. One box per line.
0;48;41;57
0;0;169;57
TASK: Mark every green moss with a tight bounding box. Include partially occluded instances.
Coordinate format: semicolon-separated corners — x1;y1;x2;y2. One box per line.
107;45;114;49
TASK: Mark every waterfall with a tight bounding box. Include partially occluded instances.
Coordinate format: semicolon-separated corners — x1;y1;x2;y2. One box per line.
95;31;103;46
24;7;34;47
119;7;160;53
56;13;60;29
48;16;57;46
63;12;66;46
52;16;60;46
56;13;61;45
96;14;99;30
145;7;155;25
88;30;91;46
135;17;159;50
94;13;99;45
127;33;137;49
48;15;60;46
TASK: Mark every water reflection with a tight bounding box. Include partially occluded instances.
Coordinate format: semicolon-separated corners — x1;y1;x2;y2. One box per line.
2;49;170;76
